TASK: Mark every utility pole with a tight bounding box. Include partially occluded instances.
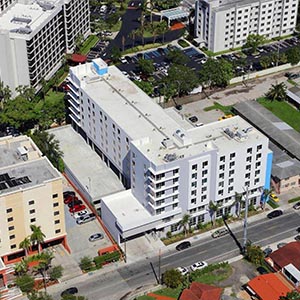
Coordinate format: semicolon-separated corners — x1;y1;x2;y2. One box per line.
124;238;127;263
242;186;249;254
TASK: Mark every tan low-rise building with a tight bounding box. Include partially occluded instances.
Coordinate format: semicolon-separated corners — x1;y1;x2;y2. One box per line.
0;135;67;285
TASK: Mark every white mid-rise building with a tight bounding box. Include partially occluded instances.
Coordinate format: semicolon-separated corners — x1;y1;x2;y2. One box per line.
0;0;89;95
67;58;273;244
194;0;298;52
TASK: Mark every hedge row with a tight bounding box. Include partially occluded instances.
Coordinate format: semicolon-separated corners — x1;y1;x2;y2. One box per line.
93;251;121;268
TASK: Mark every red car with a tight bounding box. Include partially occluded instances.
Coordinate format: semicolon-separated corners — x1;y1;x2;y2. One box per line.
64;195;78;204
69;205;86;213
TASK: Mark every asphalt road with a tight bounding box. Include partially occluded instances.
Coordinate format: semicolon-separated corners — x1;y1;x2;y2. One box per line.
49;209;300;300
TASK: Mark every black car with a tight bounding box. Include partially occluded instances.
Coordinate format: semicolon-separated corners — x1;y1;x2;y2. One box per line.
175;241;191;251
175;105;182;111
295;235;300;241
67;200;83;208
267;210;283;219
63;191;75;199
61;287;78;297
189;116;198;123
297;227;300;233
257;266;268;274
263;247;273;257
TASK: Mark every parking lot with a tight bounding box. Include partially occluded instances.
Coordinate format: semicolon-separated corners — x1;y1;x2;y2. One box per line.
63;188;112;263
87;40;110;62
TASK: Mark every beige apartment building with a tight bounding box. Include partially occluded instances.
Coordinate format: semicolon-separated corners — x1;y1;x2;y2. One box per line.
0;135;67;285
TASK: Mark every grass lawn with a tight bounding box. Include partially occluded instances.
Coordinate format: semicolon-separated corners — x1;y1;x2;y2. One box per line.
288;196;300;203
80;35;99;55
45;90;65;102
192;264;232;285
154;286;183;298
136;296;155;300
204;101;234;115
257;97;300;132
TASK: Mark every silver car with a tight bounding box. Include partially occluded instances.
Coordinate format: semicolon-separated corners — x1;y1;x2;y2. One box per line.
89;233;104;242
76;213;96;225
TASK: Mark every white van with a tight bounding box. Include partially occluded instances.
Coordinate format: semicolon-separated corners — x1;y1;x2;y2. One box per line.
100;5;107;13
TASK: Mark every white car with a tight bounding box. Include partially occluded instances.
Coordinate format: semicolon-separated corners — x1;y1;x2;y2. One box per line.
176;267;189;276
190;261;208;272
73;210;88;219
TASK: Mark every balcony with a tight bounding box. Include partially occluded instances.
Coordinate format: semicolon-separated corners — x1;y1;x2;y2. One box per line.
69;113;80;126
148;199;179;211
68;89;80;104
148;182;179;193
69;106;80;119
68;98;80;112
149;172;179;184
148;189;179;202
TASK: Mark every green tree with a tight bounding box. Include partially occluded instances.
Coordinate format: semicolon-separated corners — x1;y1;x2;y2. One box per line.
15;274;35;294
261;188;273;210
19;236;32;256
286;47;300;65
14;259;29;277
74;34;84;52
79;256;93;271
280;291;300;300
149;22;160;43
138;58;155;75
40;78;48;100
243;34;266;54
163;269;182;288
110;46;121;63
260;56;271;69
157;20;168;44
49;265;63;281
0;96;37;130
208;200;220;227
61;295;88;300
162;64;199;98
245;244;264;266
179;214;191;237
15;85;35;102
30;130;63;169
199;58;233;88
0;81;12;109
128;30;137;48
279;53;288;64
166;48;188;65
135;81;154;96
30;225;46;254
265;82;287;101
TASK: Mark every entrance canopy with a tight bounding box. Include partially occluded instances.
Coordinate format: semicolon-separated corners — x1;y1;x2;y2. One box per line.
160;7;190;25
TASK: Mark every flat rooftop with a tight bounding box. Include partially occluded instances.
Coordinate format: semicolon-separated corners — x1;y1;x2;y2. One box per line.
49;125;124;200
0;0;61;39
71;59;267;165
208;0;271;10
234;100;300;161
102;190;152;231
270;142;300;180
0;135;61;195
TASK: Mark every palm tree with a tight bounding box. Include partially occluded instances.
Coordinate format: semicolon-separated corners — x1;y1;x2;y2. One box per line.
14;259;29;277
15;85;35;102
234;192;244;218
33;251;54;291
208;200;220;227
265;82;287;101
179;214;191;237
19;236;31;256
158;20;169;44
30;225;45;254
128;30;137;48
150;23;159;44
280;291;300;300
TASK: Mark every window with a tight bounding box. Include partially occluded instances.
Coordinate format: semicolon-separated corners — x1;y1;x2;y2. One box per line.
202;161;208;168
30;218;36;223
256;153;262;160
191;198;196;204
229;161;235;168
202;178;207;184
7;217;13;222
247;148;252;154
191;190;197;196
202;170;208;176
55;229;61;234
29;209;35;214
53;202;59;207
191;182;197;188
55;220;60;224
246;165;251;171
52;193;58;199
6;208;12;213
173;203;178;209
156;208;165;214
192;173;197;179
10;244;16;250
220;165;225;171
29;200;35;205
54;211;59;216
230;153;235;160
192;164;197;171
9;235;15;240
220;156;225;162
228;178;234;184
219;173;225;179
246;157;252;162
254;178;260;185
8;226;14;231
229;170;235;176
218;189;224;195
256;162;261;168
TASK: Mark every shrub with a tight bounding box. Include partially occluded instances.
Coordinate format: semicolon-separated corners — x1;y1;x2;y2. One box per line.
93;251;121;268
79;256;93;271
166;231;172;238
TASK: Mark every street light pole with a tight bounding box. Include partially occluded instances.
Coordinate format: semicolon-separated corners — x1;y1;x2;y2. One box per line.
124;238;127;263
158;248;161;284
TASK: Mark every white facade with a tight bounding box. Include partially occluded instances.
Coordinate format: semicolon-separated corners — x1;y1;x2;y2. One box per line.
0;0;90;95
67;58;272;244
194;0;298;52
